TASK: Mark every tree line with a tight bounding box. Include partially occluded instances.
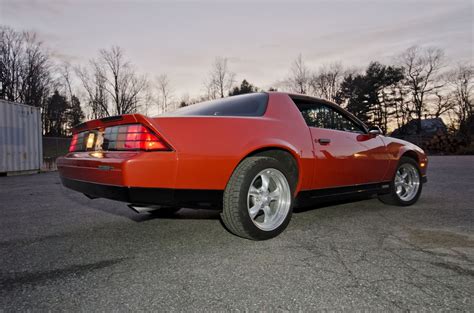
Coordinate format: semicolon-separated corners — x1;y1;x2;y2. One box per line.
0;27;84;136
284;50;472;139
0;25;472;144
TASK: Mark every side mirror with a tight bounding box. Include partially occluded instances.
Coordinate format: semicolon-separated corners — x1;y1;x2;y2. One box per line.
368;126;383;136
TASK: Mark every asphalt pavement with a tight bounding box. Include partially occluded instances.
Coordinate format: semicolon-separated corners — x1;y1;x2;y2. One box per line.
0;156;473;311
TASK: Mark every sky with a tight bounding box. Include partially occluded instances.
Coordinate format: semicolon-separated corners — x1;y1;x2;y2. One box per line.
1;0;473;99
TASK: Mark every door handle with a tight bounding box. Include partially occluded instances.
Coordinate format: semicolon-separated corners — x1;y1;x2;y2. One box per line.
317;138;331;145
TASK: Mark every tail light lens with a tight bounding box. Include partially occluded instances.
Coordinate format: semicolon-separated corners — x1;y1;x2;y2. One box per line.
68;124;171;152
69;132;87;152
102;124;171;151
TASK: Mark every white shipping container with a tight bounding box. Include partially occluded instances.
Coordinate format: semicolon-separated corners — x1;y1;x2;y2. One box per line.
0;100;42;174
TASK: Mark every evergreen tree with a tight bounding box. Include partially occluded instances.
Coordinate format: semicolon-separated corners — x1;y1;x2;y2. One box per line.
229;79;258;96
67;95;84;129
338;62;404;132
45;91;69;136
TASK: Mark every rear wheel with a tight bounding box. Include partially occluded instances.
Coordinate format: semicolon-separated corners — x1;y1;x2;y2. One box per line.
378;157;422;206
221;156;296;240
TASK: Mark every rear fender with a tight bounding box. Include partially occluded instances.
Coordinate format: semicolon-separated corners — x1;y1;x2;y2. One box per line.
235;139;310;195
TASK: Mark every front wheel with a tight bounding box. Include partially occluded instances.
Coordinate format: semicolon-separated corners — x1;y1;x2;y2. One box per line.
221;156;296;240
378;157;423;206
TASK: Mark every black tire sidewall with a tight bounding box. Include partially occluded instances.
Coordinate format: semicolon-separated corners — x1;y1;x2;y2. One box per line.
390;157;423;206
234;157;296;240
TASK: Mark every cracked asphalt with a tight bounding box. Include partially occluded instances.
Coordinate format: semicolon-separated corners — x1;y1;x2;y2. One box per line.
0;156;473;311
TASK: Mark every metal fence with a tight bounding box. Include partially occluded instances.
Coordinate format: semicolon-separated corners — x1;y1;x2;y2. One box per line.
42;136;70;171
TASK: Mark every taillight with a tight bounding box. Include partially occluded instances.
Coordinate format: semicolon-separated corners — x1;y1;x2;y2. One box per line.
69;132;87;152
103;124;171;151
69;134;78;152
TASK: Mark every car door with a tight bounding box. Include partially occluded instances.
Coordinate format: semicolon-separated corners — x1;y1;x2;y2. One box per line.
298;102;389;189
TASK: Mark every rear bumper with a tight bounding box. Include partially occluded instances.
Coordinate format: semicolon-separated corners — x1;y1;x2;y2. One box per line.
61;176;172;203
58;151;223;209
57;151;178;188
60;176;223;209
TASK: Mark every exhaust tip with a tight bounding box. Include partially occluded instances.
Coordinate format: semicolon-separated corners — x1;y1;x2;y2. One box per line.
128;204;160;214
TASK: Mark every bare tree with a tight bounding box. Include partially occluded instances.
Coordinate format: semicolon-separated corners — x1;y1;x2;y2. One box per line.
75;65;110;118
59;61;74;101
0;26;53;108
0;26;24;102
204;78;218;100
20;32;53;108
287;54;311;94
310;63;344;100
444;64;474;143
98;46;148;115
430;90;455;118
390;82;412;129
0;26;57;135
56;62;85;131
398;46;445;133
156;74;173;113
447;64;473;125
140;87;154;116
204;57;235;99
75;46;148;117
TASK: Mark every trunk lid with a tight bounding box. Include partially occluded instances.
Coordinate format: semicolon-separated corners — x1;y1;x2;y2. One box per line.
70;114;172;152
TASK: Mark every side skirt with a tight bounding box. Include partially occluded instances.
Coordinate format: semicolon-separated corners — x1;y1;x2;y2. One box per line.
295;182;391;208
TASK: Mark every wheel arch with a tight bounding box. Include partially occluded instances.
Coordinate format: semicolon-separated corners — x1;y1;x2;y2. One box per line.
237;146;302;194
382;147;427;182
401;150;420;163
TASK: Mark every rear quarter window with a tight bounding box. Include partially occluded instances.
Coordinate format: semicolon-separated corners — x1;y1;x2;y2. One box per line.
168;93;268;117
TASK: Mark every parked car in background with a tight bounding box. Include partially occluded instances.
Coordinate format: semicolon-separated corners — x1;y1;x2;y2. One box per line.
58;92;428;240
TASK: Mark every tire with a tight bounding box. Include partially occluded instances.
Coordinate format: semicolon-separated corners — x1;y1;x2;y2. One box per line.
378;157;423;206
221;156;297;240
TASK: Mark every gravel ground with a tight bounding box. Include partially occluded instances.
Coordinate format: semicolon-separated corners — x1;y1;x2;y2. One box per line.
0;156;473;311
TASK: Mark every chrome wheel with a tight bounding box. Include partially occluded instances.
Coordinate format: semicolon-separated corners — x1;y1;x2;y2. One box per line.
247;168;291;231
394;163;420;202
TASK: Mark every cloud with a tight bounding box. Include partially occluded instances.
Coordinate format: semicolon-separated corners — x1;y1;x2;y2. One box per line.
1;0;471;97
50;51;81;63
0;0;66;17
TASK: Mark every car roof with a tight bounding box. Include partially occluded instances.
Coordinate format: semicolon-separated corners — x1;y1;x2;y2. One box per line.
266;91;339;107
267;91;369;132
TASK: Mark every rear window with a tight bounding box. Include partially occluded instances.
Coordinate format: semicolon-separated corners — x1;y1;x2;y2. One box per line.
168;93;268;117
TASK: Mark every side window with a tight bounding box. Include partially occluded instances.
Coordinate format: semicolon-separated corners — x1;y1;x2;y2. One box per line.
300;104;364;133
300;105;333;129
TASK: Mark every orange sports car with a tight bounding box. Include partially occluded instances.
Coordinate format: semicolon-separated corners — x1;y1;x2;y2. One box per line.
58;92;428;240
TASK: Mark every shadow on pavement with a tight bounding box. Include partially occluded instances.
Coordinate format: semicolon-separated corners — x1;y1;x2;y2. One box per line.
60;178;375;222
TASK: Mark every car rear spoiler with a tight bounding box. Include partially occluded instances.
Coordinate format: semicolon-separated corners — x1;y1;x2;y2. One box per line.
71;114;159;135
